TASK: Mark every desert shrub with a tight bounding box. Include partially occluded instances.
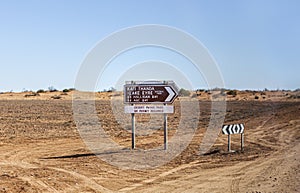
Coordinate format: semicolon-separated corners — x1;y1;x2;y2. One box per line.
191;93;197;98
37;89;45;93
227;90;237;96
220;89;226;95
51;95;61;99
179;88;191;97
289;95;300;99
48;86;57;92
25;92;40;97
107;87;116;92
294;88;300;92
60;92;68;95
212;87;226;92
63;89;70;93
204;90;212;94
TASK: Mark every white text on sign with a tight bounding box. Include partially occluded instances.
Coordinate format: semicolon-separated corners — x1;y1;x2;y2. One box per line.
124;105;174;114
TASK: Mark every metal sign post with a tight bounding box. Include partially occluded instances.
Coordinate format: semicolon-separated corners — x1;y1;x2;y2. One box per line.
241;133;244;151
228;134;231;152
131;109;135;149
163;104;168;150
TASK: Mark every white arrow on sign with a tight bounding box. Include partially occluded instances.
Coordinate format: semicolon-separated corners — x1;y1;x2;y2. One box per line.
165;86;175;102
222;124;244;135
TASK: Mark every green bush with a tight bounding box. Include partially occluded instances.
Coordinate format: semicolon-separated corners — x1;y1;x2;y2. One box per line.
179;88;191;97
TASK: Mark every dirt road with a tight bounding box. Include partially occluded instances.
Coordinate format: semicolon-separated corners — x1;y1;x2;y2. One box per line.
0;99;299;192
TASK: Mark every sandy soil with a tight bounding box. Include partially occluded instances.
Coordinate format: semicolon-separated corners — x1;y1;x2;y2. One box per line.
0;91;299;192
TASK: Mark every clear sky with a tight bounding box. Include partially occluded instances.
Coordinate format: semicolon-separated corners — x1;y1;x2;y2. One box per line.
0;0;299;92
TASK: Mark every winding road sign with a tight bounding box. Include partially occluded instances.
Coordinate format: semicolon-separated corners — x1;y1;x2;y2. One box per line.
222;124;245;135
124;81;179;104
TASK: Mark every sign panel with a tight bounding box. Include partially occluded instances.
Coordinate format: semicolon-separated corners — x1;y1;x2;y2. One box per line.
222;124;244;135
124;81;178;104
125;105;174;114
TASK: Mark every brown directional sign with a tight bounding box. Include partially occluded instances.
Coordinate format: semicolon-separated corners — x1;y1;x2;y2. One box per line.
124;81;178;104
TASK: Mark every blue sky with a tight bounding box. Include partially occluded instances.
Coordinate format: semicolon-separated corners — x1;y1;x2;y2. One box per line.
0;0;299;92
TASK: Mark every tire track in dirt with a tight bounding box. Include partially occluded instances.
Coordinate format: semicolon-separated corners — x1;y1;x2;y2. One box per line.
48;167;113;193
0;160;57;192
18;176;59;193
121;104;299;193
0;160;110;192
230;118;300;193
118;160;201;192
120;102;276;193
0;140;112;193
229;101;276;193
